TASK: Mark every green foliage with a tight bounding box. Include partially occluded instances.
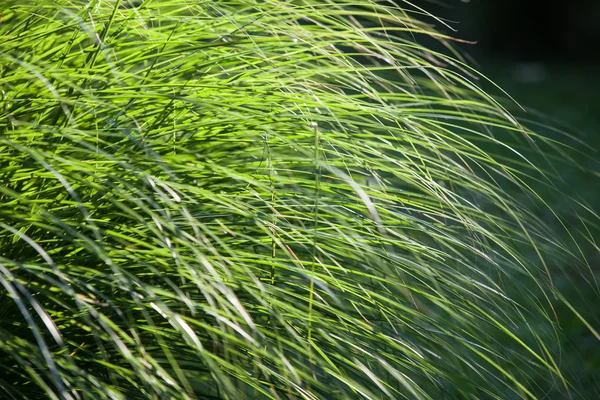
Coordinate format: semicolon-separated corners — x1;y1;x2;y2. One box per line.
0;1;597;398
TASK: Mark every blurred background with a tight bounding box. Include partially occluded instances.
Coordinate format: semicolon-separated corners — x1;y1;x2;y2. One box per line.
412;1;600;397
414;0;599;133
439;0;600;63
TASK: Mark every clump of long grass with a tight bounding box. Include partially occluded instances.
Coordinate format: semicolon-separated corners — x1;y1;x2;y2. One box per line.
0;1;598;399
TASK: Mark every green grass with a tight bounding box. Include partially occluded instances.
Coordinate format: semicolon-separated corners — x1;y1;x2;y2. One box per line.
0;1;598;399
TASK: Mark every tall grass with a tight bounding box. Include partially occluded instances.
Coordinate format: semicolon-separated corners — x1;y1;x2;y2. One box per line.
0;1;598;399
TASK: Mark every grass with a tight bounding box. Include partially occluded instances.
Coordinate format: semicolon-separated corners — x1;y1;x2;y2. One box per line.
0;1;598;399
482;62;600;398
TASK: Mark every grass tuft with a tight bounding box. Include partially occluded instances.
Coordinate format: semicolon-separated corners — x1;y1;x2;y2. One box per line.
0;1;598;399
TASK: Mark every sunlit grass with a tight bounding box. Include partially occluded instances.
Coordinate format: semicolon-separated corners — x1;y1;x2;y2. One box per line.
0;1;598;399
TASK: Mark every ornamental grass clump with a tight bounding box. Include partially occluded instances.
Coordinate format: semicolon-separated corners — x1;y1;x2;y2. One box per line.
0;1;598;399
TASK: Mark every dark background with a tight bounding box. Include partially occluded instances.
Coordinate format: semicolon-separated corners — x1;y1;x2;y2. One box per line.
418;0;600;63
